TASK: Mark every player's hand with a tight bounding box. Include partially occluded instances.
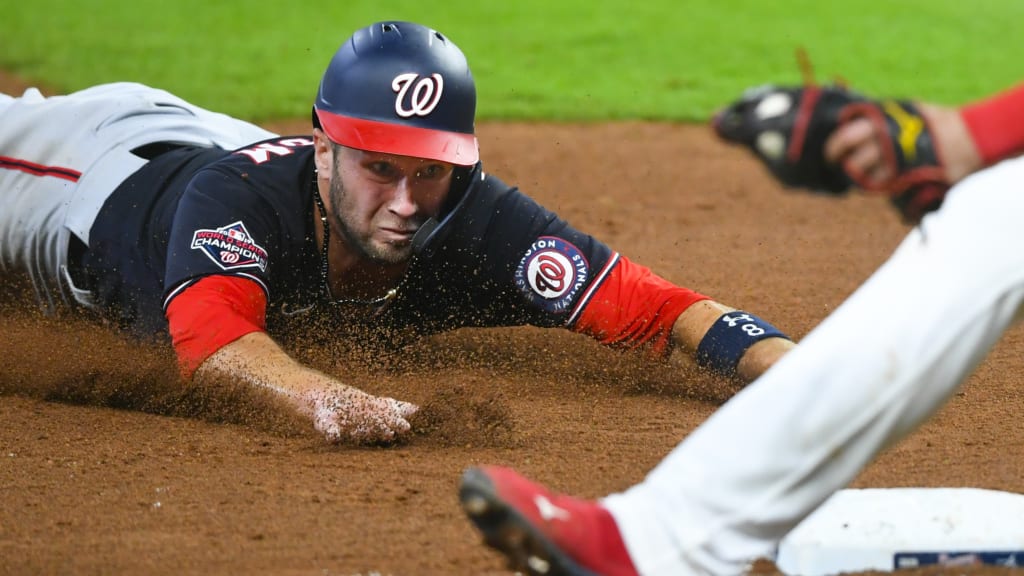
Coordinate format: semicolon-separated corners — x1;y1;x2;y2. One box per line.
714;84;957;223
304;386;419;444
825;103;982;194
823;116;894;188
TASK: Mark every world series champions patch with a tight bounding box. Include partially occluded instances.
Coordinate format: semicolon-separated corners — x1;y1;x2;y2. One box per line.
190;221;269;272
514;236;590;314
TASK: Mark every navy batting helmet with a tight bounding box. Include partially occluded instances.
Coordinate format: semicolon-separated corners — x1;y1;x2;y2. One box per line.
314;21;479;166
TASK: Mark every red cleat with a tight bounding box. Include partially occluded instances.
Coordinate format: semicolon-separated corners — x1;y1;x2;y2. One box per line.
459;465;639;576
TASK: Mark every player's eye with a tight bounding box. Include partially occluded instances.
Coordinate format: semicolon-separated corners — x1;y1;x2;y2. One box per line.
416;164;450;180
367;161;397;178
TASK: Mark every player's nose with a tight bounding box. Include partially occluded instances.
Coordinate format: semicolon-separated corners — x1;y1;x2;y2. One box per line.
388;177;418;218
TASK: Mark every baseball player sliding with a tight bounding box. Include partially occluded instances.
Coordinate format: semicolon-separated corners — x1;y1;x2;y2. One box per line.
0;21;794;445
459;81;1024;574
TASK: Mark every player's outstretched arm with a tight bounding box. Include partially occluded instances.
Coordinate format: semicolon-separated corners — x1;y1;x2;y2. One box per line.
572;258;793;384
194;333;418;444
671;299;795;382
166;276;417;444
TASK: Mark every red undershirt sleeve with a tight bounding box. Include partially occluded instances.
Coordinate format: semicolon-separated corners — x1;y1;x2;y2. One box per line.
165;275;268;379
960;82;1024;166
571;256;710;357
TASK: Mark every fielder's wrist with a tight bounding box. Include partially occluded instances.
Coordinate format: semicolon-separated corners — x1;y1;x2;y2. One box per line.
960;83;1024;167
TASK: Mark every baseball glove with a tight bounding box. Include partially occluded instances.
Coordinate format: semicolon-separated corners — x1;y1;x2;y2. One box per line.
713;84;949;223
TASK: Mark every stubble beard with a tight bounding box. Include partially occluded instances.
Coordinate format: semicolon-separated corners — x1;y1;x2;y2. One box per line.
328;171;413;265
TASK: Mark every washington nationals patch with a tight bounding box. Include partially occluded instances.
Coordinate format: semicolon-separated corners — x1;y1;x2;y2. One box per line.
514;236;589;313
190;221;268;272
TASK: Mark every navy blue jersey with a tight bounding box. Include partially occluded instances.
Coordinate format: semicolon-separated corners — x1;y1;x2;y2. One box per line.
85;136;617;346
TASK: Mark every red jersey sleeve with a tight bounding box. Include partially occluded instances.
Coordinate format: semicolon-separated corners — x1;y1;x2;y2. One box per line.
960;82;1024;166
571;256;710;356
165;275;268;379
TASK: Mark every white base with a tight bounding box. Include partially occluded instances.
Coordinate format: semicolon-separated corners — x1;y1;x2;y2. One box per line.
776;487;1024;575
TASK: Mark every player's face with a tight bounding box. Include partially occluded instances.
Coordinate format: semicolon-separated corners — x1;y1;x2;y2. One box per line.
327;143;454;264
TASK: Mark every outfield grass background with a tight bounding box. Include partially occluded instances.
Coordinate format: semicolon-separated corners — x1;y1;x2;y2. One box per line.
1;0;1022;122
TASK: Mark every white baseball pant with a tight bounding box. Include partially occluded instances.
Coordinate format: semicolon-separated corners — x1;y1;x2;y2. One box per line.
601;156;1024;574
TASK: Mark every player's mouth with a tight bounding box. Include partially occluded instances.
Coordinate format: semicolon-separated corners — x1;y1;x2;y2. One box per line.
380;226;418;242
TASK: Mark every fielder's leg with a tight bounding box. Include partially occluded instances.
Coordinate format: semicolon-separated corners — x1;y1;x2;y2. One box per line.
602;156;1024;574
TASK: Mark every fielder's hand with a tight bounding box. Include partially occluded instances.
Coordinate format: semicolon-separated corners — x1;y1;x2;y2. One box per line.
714;84;951;223
305;386;419;444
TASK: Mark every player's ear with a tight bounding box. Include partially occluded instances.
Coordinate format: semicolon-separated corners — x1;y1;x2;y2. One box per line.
312;128;333;175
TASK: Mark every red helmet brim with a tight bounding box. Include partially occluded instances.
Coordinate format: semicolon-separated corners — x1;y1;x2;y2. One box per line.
316;108;479;166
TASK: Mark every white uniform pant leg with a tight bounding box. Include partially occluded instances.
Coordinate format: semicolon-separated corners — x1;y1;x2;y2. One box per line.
602;156;1024;576
0;88;70;309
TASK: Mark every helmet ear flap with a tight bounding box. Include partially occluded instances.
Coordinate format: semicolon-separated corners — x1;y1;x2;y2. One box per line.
412;164;482;258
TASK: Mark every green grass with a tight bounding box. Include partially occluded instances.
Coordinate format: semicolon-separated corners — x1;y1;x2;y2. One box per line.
1;0;1022;121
